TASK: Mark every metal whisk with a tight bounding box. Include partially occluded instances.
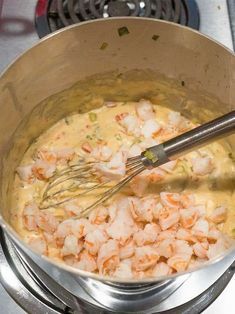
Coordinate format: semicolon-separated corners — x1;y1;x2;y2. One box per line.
40;111;235;217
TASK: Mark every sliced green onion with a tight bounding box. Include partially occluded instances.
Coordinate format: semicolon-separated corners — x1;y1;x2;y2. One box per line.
89;112;97;122
152;34;159;41
118;26;129;37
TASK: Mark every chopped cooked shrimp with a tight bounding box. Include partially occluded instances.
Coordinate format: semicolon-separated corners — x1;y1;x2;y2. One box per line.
71;218;94;239
174;240;193;257
133;246;159;271
141;119;161;138
168;111;190;131
209;206;227;224
180;194;195;208
84;229;108;255
95;151;126;179
180;208;198;229
75;250;97;272
157;229;176;241
113;261;133;279
37;148;57;164
28;236;47;255
176;228;197;243
152;262;172;277
23;202;39;231
119;239;135;259
54;219;74;246
156;238;175;258
152;202;164;220
91;145;112;161
133;223;160;246
89;205;109;225
208;227;222;242
160;192;181;209
16;165;34;183
193;242;209;259
32;159;56;180
55;148;75;164
129;196;156;223
61;235;83;257
130;175;150;197
116;113;141;136
158;207;180;230
192;218;209;239
135;99;155;121
97;239;120;275
189;205;206;218
167;253;191;272
35;211;58;234
107;198;137;245
191;156;214;175
63;201;82;217
144;168;165;183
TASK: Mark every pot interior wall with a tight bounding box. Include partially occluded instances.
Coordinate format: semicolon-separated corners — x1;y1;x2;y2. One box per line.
0;18;234;223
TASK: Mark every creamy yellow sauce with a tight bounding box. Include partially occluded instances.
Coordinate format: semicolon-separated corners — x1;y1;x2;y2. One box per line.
10;101;235;276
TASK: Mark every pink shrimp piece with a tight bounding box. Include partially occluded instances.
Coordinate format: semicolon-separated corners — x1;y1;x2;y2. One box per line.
97;239;120;275
32;159;56;180
89;205;109;225
157;229;176;241
133;223;160;246
113;260;133;279
95;151;126;180
135;99;155;121
133;246;159;271
84;229;108;255
160;192;181;209
152;262;172;277
55;148;75;164
152;202;164;220
81;142;92;153
120;239;135;259
37;148;57;164
116;113;141;136
141;119;161;138
176;228;197;243
209;206;227;224
191;156;214;176
75;250;97;272
160;160;178;173
144;168;165;183
156;238;175;258
208;227;222;242
130;175;150;197
63;201;83;217
107;198;137;245
192;218;209;239
71;218;94;239
158;207;180;231
167;253;191;272
16;165;34;183
175;240;193;257
28;236;47;255
23;202;39;231
180;208;198;229
180;194;195;208
54;219;74;246
193;242;209;259
129;196;154;223
35;211;58;234
61;235;83;257
91;145;112;161
168;111;190;131
189;205;206;218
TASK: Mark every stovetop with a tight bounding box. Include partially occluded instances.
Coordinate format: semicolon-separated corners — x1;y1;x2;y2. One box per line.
0;1;235;313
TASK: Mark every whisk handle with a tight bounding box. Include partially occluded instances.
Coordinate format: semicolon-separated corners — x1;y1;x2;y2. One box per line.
142;110;235;168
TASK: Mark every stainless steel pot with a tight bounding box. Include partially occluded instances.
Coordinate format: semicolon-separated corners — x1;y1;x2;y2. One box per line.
0;18;234;289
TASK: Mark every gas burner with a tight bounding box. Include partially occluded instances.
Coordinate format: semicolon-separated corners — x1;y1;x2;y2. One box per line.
35;0;200;38
0;227;235;314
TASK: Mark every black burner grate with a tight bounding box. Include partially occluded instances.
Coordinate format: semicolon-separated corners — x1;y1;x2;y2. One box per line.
35;0;199;38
